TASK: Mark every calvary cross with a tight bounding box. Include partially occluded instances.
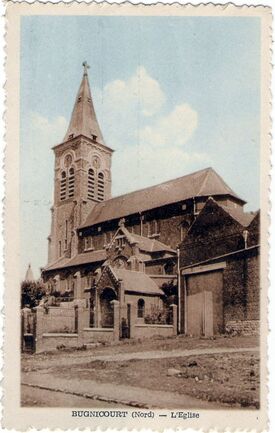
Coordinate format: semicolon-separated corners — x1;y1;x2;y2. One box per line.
82;61;90;75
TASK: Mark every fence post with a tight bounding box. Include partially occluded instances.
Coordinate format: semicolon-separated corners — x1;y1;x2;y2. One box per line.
119;303;127;338
74;271;82;299
54;274;61;292
74;305;79;333
34;307;44;353
171;304;178;336
111;300;120;341
129;302;137;339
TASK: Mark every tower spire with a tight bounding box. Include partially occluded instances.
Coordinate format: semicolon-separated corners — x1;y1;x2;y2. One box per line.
25;263;34;282
63;62;104;144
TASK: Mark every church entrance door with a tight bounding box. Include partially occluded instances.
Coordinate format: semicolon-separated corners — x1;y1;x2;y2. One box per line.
100;288;117;328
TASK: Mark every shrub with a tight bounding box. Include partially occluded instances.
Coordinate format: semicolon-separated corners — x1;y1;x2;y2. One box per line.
144;305;169;325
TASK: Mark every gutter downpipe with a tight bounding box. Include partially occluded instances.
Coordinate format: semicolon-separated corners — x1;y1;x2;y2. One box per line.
177;247;181;334
140;213;143;236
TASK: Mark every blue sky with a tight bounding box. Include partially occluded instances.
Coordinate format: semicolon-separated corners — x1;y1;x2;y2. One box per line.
20;16;261;278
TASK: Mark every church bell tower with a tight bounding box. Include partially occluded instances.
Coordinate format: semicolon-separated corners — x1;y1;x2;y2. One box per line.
47;62;113;265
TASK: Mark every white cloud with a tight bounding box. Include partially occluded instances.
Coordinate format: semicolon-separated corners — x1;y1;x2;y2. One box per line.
94;66;166;149
93;67;203;196
29;111;68;146
22;112;68;203
101;66;165;117
21;112;68;279
140;103;198;148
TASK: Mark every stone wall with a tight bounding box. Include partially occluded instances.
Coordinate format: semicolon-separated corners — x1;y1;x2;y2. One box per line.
36;306;76;334
36;333;79;353
124;293;164;319
132;324;174;339
225;320;260;335
34;302;117;352
82;328;114;343
129;303;177;339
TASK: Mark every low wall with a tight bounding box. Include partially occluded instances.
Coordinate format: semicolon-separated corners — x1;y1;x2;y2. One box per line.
225;320;260;335
36;333;79;353
33;302;177;352
36;306;76;333
133;324;174;339
82;327;114;343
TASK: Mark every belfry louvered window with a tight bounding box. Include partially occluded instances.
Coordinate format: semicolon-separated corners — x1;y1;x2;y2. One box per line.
60;171;67;201
68;167;75;198
97;172;104;201
88;168;95;200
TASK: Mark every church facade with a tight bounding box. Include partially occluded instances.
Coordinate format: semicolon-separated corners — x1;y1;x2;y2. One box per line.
41;64;259;338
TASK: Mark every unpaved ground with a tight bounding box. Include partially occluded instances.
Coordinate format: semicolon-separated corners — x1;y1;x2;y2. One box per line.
21;385;127;407
21;335;258;371
51;351;259;408
21;335;260;409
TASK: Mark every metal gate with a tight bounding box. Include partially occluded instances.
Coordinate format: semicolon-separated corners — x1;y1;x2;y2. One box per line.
21;308;36;353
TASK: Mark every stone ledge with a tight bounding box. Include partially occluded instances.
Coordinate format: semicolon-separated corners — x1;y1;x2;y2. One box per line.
135;324;173;329
42;333;78;338
83;327;114;332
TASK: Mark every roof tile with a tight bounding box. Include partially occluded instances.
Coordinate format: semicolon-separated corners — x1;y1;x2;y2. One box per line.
80;167;244;229
111;267;164;295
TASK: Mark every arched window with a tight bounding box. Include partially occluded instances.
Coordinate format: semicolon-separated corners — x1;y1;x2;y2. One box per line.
97;172;104;201
88;168;95;200
60;171;67;200
68;167;75;198
137;299;145;318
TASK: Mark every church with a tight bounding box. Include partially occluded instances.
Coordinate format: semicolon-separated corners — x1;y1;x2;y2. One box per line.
41;63;259;339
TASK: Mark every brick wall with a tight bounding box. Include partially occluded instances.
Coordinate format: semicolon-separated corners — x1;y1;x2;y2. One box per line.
79;197;245;257
246;253;260;320
223;249;259;323
247;212;260;247
145;263;164;275
180;202;244;268
79;202;193;254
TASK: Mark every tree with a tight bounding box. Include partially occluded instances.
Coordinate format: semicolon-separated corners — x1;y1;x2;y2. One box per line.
21;279;46;309
161;280;178;305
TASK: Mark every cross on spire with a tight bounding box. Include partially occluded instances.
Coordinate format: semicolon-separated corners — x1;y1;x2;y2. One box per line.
82;61;90;76
62;60;106;145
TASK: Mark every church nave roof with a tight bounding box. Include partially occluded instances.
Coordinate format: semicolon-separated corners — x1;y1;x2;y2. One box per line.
80;167;245;229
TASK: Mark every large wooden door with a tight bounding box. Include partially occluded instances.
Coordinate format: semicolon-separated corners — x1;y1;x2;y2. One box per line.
186;270;223;335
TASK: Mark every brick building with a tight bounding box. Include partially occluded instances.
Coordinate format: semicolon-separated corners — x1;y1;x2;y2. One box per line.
41;64;259;338
179;198;260;336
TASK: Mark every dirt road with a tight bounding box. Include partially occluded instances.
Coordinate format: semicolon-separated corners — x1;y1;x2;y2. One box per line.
22;385;127;408
21;335;259;409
